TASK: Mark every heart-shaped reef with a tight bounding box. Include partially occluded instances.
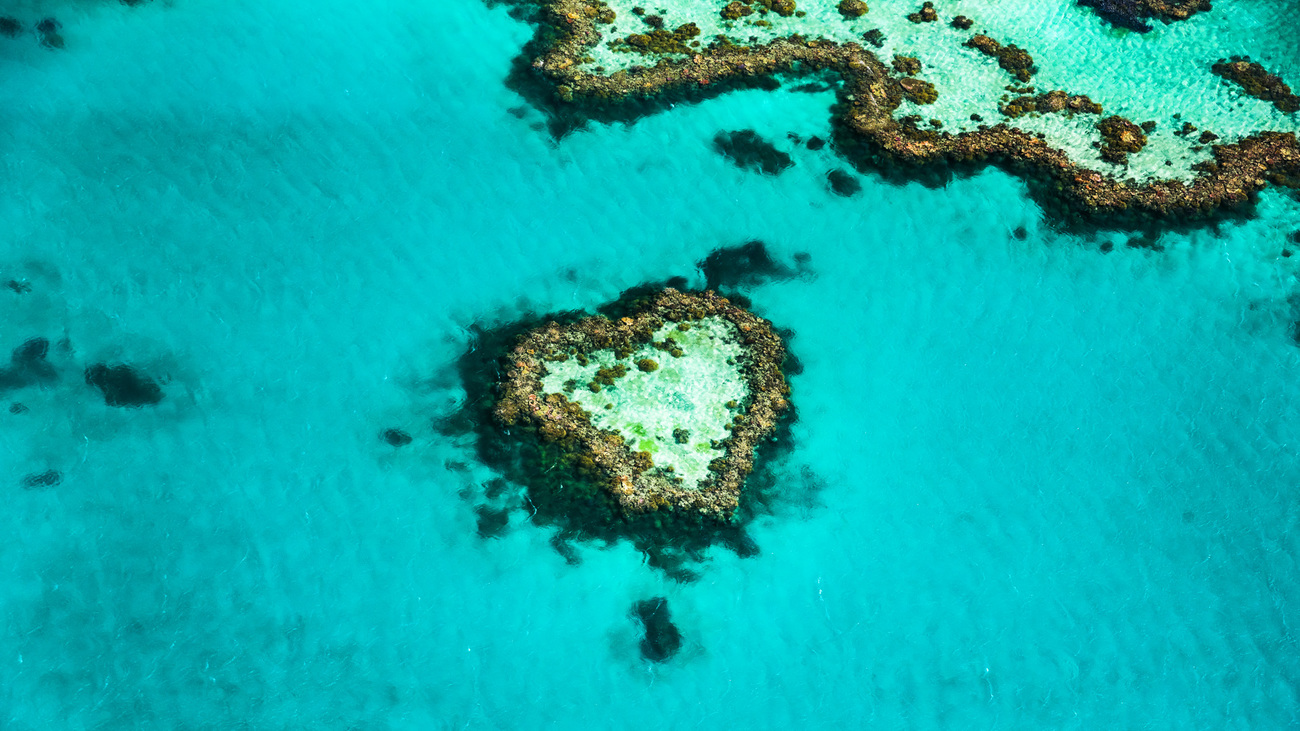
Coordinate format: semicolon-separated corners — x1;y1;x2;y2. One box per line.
495;288;789;520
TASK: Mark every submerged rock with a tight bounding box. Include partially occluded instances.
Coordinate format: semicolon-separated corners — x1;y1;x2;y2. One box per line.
21;470;61;490
0;17;22;38
712;130;794;176
381;428;413;446
633;597;682;662
0;338;58;394
1077;0;1210;32
827;168;862;197
84;363;163;407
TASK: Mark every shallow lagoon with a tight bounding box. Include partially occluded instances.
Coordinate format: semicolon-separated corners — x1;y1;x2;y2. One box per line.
0;0;1298;728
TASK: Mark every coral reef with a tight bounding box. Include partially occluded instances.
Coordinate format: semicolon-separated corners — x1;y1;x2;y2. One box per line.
1000;90;1102;118
1097;115;1148;165
964;34;1035;83
495;288;789;519
521;0;1300;221
1077;0;1211;32
1212;57;1300;114
906;2;938;23
838;0;868;20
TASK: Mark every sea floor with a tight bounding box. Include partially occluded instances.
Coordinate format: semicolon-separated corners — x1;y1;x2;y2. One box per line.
1;0;1299;728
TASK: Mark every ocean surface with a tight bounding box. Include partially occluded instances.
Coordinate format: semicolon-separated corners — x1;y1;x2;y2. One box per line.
2;0;1300;728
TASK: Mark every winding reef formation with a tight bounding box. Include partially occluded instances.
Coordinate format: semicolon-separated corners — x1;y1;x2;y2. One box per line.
517;0;1300;222
494;288;788;519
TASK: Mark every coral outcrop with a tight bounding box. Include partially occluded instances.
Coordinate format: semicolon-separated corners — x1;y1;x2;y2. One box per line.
1212;57;1300;114
494;289;789;520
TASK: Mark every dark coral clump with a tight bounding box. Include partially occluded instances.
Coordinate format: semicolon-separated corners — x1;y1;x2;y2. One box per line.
381;428;413;447
0;17;22;38
827;168;862;197
36;17;63;50
1212;56;1300;114
951;15;973;30
721;1;753;20
965;34;1036;82
622;23;701;55
891;55;920;75
907;1;938;23
838;0;868;19
1000;90;1102;118
897;77;938;105
21;470;62;490
1097;115;1148;164
84;363;163;407
713;129;794;175
633;597;683;662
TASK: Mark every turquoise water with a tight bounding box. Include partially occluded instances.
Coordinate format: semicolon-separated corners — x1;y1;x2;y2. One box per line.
2;0;1300;728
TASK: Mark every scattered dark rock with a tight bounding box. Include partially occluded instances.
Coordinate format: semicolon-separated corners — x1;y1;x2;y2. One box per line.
806;135;826;150
0;17;21;38
9;402;28;414
1212;56;1300;113
970;113;983;122
951;15;973;30
1140;120;1157;133
84;363;163;407
862;28;885;47
907;1;938;23
0;338;57;394
633;597;683;662
475;505;511;538
1012;225;1028;240
21;470;61;490
712;130;794;175
381;428;413;447
837;0;868;19
827;168;862;196
1175;121;1198;136
641;14;664;29
1198;130;1219;144
5;280;31;294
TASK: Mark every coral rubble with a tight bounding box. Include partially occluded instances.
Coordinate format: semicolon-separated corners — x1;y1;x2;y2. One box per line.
494;288;789;519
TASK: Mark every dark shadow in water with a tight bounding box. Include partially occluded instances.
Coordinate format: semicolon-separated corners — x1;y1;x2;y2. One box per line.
697;239;813;292
20;469;61;490
438;245;820;581
85;363;163;407
713;130;795;176
0;337;58;394
632;597;682;663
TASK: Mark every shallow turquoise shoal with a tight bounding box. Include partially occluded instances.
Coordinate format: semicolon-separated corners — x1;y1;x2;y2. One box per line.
1;0;1299;728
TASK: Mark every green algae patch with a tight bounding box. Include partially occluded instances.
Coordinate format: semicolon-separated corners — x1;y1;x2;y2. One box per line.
495;289;788;519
